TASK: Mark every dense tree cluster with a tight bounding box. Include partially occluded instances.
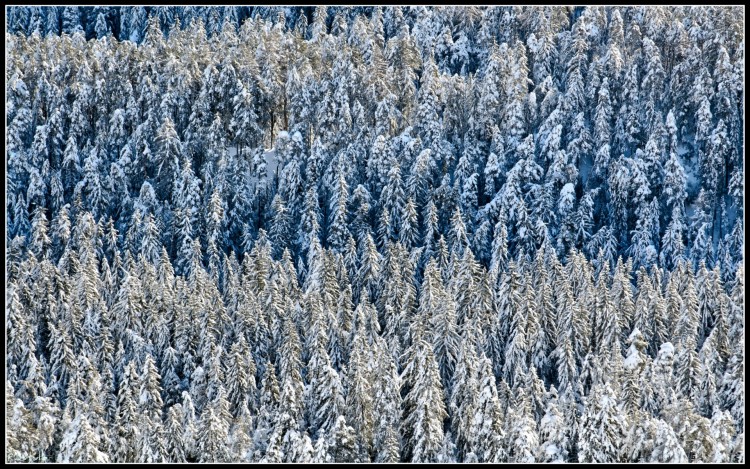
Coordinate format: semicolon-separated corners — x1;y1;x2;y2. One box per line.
6;5;744;463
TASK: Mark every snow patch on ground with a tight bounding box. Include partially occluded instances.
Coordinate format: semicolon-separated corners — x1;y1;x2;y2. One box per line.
227;146;279;191
579;154;594;187
264;149;280;178
680;155;701;198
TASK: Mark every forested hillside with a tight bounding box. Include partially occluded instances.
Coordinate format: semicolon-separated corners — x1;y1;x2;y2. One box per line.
5;6;744;463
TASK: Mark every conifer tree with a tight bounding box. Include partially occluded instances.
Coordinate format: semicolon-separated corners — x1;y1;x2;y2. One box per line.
401;325;448;463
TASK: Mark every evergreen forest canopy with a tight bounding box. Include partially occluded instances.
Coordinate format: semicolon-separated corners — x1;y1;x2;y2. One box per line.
5;5;745;463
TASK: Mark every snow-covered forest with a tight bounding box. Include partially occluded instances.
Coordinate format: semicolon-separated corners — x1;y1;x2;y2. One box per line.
5;6;744;463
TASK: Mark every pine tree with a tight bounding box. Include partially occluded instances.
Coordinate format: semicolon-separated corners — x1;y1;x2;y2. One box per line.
137;355;166;462
399;197;419;250
325;415;357;462
422;260;460;388
650;419;689;463
328;170;351;253
356;232;381;304
225;337;256;417
472;356;507;462
227;397;254;462
578;382;627;462
165;405;187;462
153;117;182;200
112;361;139;462
306;339;345;438
344;333;374;461
710;410;736;463
268;194;291;258
196;388;232;463
538;386;569;462
6;380;38;462
65;413;111;463
277;318;304;427
502;268;529;388
61;6;83;35
506;383;539;463
401;326;448;463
